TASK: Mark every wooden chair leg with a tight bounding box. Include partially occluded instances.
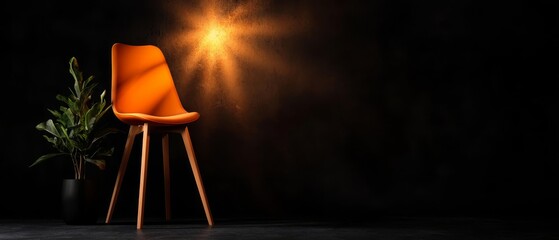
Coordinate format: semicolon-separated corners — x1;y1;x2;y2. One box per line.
137;123;151;230
108;124;212;229
162;134;171;222
181;127;214;226
106;125;142;224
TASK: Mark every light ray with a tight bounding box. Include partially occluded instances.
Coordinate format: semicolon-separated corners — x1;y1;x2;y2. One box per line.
165;0;308;120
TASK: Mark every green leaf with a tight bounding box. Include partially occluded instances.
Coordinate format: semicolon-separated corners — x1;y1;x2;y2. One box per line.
85;158;106;170
36;119;62;138
29;153;68;167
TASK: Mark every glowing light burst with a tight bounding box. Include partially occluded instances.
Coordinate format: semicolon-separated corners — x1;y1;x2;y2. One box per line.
166;0;304;113
199;20;230;62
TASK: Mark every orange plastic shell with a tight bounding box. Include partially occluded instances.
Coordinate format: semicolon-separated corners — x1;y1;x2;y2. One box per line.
111;43;199;126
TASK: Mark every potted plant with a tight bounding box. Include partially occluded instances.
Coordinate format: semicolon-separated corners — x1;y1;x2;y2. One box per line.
31;56;119;224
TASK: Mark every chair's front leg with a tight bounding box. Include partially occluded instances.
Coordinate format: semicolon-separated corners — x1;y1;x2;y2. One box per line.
182;127;214;226
106;125;142;224
137;123;151;230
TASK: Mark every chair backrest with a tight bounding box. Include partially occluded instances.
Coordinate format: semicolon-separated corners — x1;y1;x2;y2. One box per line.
111;43;187;123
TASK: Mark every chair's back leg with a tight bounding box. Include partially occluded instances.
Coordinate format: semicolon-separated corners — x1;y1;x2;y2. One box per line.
162;133;172;222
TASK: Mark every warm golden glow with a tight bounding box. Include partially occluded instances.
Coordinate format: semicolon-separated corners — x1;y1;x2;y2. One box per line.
200;21;230;59
206;24;227;54
165;0;308;120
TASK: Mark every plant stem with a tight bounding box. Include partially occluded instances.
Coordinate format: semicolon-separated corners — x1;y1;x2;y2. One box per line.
72;155;78;179
78;156;83;180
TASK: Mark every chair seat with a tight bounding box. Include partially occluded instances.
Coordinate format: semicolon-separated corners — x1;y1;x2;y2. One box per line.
115;111;200;126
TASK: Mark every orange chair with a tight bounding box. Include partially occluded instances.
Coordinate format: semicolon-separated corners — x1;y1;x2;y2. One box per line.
105;43;213;229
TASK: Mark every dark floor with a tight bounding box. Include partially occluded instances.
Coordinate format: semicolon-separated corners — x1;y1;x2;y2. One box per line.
1;216;558;240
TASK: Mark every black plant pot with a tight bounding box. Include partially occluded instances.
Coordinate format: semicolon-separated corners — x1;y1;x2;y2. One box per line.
61;179;99;225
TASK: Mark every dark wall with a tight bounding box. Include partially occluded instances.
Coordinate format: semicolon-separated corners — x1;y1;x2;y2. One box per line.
5;0;558;221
